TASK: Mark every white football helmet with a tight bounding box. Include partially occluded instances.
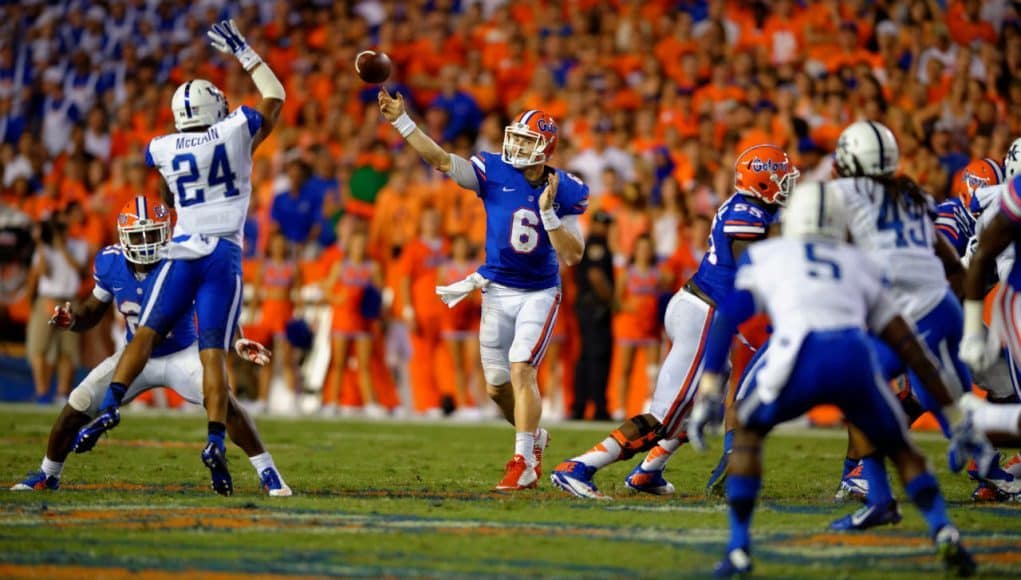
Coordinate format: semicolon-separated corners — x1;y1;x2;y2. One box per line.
1005;137;1021;180
171;79;228;131
834;121;899;177
782;181;848;241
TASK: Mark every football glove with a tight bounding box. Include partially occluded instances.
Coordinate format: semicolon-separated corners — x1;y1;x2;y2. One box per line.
959;331;996;373
235;338;272;366
689;373;725;453
946;395;997;477
207;19;262;71
48;301;74;330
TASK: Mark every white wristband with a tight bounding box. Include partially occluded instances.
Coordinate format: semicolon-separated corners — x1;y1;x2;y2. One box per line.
541;208;561;231
963;299;985;336
392;112;417;138
236;46;263;72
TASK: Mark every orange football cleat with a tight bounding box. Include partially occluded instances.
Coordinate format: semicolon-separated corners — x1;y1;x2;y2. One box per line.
495;454;537;491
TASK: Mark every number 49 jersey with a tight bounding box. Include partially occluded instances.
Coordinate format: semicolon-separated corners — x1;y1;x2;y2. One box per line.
469;152;589;290
831;176;946;321
145;105;263;248
92;245;196;358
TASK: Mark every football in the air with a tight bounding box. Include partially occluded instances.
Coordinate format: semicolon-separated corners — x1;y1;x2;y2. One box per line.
355;50;392;84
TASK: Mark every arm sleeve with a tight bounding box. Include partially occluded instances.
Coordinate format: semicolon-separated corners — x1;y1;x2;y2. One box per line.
91;256;114;303
721;205;769;240
555;171;590;217
240;105;264;137
447;153;481;193
999;179;1021;225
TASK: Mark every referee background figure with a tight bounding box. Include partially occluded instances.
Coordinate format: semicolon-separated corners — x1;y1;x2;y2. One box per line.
572;210;614;420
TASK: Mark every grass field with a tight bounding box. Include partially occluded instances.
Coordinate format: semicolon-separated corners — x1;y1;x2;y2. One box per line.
1;404;1019;578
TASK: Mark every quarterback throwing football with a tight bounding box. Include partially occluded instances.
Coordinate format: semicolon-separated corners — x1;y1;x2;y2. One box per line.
378;91;588;490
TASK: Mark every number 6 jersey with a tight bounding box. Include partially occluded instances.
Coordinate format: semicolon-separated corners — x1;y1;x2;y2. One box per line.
92;245;196;357
145;105;263;250
468;152;589;290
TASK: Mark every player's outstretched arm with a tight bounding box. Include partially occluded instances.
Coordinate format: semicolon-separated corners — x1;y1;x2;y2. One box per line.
961;214;1013;371
378;89;451;173
50;295;111;333
207;20;285;149
880;315;955;407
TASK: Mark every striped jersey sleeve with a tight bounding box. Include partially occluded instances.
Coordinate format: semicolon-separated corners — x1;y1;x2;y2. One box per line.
1000;176;1021;225
721;202;771;240
934;198;975;256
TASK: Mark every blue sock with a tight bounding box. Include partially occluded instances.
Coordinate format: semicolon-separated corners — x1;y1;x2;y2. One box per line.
208;422;226;451
905;472;950;537
842;456;858;479
863;454;894;506
726;474;761;552
723;430;735;455
100;382;128;411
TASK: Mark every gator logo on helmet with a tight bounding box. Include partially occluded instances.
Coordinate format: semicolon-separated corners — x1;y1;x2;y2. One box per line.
749;158;789;173
537;119;558;133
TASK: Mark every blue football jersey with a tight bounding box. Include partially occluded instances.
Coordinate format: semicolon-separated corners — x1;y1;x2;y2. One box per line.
92;246;196;357
934;197;975;256
470;152;589;290
690;192;777;305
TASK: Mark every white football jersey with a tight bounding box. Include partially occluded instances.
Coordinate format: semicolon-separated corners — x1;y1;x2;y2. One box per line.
736;238;901;402
146;106;260;249
966;183;1015;283
831;176;947;321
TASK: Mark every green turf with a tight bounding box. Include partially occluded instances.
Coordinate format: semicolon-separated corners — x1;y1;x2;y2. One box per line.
0;404;1018;578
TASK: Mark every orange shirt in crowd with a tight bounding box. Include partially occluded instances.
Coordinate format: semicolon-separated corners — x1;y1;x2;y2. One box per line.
614;264;660;341
400;237;450;320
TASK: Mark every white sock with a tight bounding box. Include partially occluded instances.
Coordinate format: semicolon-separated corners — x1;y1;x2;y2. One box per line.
41;457;63;478
972;405;1021;436
515;432;535;462
572;436;623;469
640;437;683;471
248;452;276;474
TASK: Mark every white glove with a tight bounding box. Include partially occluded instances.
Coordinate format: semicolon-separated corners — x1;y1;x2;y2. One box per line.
959;331;996;373
48;301;74;330
688;373;725;453
436;272;490;308
207;19;262;71
946;396;996;476
235;338;272;366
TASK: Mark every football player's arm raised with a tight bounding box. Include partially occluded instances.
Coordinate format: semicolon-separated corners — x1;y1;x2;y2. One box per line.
207;20;285;150
538;172;584;266
378;89;452;173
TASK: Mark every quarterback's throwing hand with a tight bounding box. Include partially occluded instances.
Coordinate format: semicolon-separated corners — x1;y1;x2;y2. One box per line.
235;338;272;366
378;89;405;123
539;172;559;211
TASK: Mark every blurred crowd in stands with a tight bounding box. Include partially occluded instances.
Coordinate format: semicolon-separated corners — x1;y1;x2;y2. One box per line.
1;0;1019;419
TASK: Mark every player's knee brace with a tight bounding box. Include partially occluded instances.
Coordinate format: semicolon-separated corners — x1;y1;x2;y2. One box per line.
611;415;663;460
68;387;94;414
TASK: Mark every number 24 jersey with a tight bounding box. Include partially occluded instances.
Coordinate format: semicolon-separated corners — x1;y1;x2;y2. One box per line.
145;106;263;248
469;152;589;290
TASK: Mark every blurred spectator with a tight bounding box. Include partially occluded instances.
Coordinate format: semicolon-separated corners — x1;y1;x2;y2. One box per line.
26;210;87;403
271;159;323;254
572;211;615;421
431;65;483;144
437;234;484;418
252;232;301;414
612;234;662;420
